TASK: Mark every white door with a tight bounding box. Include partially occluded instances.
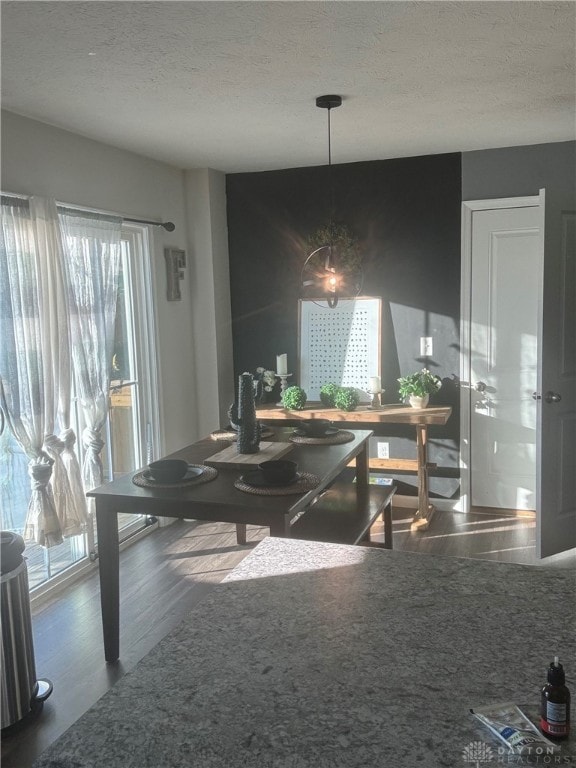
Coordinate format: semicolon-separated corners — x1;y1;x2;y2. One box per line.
462;193;575;557
469;203;542;511
538;203;576;558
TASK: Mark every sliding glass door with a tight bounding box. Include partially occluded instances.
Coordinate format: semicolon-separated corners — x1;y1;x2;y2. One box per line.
100;226;160;538
0;221;160;591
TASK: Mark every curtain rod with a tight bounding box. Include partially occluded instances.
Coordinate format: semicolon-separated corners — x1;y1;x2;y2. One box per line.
123;217;175;232
1;194;176;232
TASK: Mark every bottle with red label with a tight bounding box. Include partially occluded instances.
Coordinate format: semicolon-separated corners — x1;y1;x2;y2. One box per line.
541;656;571;740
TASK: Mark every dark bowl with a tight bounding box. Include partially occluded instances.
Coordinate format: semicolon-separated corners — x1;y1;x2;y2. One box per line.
299;419;332;437
148;459;188;482
258;459;298;485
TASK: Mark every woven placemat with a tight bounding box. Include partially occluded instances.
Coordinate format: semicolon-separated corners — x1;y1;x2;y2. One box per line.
210;426;274;441
234;472;320;496
132;464;218;489
289;430;355;446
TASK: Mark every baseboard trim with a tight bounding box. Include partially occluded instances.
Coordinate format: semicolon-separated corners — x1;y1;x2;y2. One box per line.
392;495;458;513
392;496;537;517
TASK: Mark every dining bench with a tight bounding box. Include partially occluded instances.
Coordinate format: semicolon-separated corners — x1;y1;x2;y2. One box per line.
235;469;395;548
290;469;395;548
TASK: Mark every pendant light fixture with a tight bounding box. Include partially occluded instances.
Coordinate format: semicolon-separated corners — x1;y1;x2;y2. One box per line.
301;95;362;309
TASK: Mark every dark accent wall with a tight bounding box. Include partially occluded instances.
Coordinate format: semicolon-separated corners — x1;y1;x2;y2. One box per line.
226;153;462;495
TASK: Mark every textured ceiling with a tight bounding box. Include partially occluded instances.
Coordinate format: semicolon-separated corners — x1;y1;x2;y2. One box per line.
2;1;575;173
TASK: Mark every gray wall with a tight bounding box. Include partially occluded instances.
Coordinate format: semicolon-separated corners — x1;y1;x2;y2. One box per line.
462;141;575;201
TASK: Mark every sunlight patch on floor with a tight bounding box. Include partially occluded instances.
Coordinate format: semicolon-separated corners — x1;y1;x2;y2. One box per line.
476;545;536;556
454;517;536;528
414;524;535;540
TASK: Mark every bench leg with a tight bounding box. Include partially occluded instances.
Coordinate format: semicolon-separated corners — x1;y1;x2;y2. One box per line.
359;526;372;543
383;501;393;550
236;523;247;545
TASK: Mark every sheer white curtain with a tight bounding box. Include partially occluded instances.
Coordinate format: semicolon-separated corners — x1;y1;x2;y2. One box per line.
59;208;122;496
0;196;62;546
31;197;88;537
1;195;122;545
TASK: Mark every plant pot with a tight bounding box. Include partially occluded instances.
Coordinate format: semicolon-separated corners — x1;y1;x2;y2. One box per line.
409;394;429;409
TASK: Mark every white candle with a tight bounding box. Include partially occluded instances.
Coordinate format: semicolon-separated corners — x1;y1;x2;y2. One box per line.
369;376;381;393
276;354;288;375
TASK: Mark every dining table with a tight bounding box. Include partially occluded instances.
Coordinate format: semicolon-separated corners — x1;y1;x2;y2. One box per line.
88;426;373;662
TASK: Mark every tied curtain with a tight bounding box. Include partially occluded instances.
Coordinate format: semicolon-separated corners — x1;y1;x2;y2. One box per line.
0;195;121;546
58;208;122;500
0;196;61;546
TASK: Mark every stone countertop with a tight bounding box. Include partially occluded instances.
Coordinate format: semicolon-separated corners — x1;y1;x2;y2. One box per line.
34;539;575;768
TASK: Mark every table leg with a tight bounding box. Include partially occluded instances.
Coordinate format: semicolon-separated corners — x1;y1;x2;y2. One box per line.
354;439;370;534
95;503;120;663
411;423;435;531
355;440;369;490
236;523;247;545
270;516;291;538
383;499;394;549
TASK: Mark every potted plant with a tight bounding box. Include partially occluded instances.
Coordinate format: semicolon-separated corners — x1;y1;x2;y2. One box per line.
281;385;307;411
397;368;441;409
252;366;277;403
334;386;360;412
319;382;340;407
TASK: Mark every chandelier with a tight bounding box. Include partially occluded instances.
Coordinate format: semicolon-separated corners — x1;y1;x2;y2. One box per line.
301;95;363;308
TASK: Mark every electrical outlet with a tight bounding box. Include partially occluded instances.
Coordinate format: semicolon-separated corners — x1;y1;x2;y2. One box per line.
420;336;433;356
377;441;390;459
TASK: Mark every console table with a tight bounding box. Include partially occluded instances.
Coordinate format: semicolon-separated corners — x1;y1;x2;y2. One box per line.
257;403;452;531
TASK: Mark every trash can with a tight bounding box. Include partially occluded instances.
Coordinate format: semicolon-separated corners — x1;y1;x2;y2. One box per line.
1;531;52;732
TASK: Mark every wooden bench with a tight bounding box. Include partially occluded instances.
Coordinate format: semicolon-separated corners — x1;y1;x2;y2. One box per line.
290;469;395;549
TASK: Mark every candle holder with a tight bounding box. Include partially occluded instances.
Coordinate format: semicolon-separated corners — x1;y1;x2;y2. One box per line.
367;390;384;410
275;373;293;394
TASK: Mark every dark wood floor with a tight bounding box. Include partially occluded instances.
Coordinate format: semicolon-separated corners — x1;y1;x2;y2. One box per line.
2;509;574;768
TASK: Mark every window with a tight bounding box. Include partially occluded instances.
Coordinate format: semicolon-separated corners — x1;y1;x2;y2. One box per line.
101;227;161;538
0;212;160;592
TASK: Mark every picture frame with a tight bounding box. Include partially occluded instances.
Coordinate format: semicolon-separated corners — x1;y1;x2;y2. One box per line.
163;247;186;301
298;297;382;402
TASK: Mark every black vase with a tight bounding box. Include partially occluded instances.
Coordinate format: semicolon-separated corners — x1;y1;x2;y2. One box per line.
237;373;260;454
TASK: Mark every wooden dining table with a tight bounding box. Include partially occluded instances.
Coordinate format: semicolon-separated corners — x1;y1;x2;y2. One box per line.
257;403;452;531
88;427;373;662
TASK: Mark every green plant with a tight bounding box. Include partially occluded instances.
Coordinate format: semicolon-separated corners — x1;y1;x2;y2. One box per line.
253;366;277;403
281;385;307;411
334;387;360;412
397;369;442;400
319;382;340;407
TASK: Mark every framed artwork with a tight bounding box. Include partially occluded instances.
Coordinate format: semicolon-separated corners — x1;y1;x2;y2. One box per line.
163;247;186;301
298;297;382;402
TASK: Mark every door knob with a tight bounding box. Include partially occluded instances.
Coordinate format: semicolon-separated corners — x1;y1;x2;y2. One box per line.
544;391;562;403
475;381;487;392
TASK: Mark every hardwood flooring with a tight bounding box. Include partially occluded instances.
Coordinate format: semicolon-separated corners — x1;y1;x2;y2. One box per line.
2;509;574;768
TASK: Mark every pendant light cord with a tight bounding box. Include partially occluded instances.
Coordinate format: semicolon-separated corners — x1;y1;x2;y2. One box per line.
315;94;342;225
327;105;334;224
309;94;345;308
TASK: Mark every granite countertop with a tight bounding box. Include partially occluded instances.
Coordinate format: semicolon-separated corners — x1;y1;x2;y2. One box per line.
34;538;576;768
